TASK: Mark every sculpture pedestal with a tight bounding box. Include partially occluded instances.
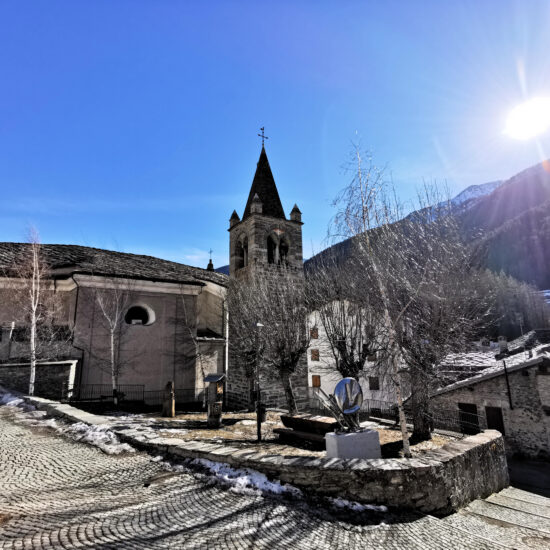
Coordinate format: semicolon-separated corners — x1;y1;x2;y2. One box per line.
325;429;381;459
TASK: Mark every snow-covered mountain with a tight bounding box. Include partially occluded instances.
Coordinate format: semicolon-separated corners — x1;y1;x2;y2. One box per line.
451;180;502;207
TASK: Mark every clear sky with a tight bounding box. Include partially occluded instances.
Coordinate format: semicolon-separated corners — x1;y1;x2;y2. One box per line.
1;1;550;268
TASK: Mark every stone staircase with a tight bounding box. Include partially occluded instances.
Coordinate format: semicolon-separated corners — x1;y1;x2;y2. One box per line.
440;487;550;549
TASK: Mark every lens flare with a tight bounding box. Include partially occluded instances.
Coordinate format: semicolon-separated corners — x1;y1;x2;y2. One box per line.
504;97;550;140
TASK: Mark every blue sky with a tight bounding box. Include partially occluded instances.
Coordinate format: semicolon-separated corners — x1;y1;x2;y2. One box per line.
1;1;550;268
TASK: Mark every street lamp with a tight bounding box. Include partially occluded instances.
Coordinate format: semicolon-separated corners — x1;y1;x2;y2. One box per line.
255;322;264;442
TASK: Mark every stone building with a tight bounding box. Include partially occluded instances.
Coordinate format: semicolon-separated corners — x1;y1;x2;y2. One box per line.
431;345;550;458
0;243;227;403
226;146;309;409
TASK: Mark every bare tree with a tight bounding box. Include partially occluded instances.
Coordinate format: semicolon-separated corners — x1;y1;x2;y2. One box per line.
227;272;310;415
86;277;136;405
385;200;492;440
306;252;386;381
329;147;488;451
173;284;226;399
6;230;69;395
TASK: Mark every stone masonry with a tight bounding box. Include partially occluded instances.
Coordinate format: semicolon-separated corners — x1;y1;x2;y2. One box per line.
226;146;309;411
432;361;550;459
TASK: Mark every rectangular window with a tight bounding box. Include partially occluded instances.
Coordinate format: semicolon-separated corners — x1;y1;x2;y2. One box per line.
310;349;320;361
485;406;505;435
311;375;321;388
368;376;380;391
310;327;319;339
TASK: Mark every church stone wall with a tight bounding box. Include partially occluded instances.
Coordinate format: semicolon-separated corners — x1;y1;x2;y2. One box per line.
0;361;75;400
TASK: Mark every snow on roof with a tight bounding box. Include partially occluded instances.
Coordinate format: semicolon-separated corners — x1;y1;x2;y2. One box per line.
434;344;550;396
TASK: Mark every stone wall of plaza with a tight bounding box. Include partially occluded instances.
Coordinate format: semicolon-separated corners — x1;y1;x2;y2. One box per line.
123;426;508;515
0;361;76;400
21;393;510;515
431;363;550;459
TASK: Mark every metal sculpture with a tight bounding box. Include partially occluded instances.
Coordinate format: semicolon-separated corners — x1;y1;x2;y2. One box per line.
316;377;362;432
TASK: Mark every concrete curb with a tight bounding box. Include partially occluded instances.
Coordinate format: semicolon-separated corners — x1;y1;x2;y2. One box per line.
14;393;510;514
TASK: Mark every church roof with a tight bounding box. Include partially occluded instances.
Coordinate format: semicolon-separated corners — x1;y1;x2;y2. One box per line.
242;146;286;220
0;242;228;287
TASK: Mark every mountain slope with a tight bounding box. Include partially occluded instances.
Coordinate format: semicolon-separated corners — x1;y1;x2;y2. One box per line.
307;160;550;289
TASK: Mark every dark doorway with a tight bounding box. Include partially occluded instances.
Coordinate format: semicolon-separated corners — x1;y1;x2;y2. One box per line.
485;406;505;435
458;403;480;434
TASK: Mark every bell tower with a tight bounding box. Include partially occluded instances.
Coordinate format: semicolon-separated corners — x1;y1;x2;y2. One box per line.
229;145;303;279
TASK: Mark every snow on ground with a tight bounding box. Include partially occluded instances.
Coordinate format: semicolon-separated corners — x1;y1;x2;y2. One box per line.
0;387;134;455
155;455;388;516
57;422;135;455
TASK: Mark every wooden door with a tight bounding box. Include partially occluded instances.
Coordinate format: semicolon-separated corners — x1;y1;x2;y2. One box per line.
485;406;505;435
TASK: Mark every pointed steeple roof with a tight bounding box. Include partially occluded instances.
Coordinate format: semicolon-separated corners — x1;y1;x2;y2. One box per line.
242;146;286;220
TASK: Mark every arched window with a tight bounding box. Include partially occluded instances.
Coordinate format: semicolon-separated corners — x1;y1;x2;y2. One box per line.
125;304;155;326
235;240;245;270
267;235;277;264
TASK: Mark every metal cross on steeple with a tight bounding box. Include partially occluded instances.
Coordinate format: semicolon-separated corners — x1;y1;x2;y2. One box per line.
209;248;213;260
257;127;269;147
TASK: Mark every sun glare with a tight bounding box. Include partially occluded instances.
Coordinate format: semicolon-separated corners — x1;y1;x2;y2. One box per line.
504;97;550;140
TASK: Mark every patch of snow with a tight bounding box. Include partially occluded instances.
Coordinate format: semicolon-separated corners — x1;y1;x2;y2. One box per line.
236;419;257;426
329;496;388;513
56;422;135;455
161;456;302;498
0;392;23;407
0;387;134;455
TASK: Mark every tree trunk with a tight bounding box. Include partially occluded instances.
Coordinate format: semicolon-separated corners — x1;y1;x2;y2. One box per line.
280;371;297;415
110;331;118;406
391;353;411;457
411;369;432;442
29;316;36;396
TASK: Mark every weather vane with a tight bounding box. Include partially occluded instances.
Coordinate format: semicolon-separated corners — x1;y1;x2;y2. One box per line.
258;127;269;147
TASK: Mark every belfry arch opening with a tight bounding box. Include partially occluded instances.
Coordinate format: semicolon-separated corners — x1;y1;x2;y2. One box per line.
235;237;249;271
267;234;290;266
279;239;289;265
267;236;277;264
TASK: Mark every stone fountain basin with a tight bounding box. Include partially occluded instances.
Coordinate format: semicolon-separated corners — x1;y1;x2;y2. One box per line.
280;413;338;435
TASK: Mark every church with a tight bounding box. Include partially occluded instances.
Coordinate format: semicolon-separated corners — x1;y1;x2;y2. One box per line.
0;144;308;409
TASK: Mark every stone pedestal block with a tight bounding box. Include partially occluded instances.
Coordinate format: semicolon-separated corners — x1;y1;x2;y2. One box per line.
325;429;381;459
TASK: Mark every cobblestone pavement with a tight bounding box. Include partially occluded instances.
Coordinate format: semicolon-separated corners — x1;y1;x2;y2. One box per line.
1;406;549;550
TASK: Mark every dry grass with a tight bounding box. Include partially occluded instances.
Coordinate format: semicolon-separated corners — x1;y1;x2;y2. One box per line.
150;411;456;459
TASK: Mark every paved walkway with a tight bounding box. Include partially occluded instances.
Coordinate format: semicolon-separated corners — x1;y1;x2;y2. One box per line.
1;405;549;549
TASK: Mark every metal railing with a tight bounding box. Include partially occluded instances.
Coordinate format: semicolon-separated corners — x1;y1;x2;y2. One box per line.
68;384;145;403
143;388;200;406
306;395;482;436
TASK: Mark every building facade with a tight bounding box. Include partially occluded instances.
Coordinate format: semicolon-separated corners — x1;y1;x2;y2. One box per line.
432;347;550;458
0;243;227;403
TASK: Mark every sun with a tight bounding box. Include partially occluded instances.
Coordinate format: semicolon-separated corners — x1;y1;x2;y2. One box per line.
504;97;550;140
